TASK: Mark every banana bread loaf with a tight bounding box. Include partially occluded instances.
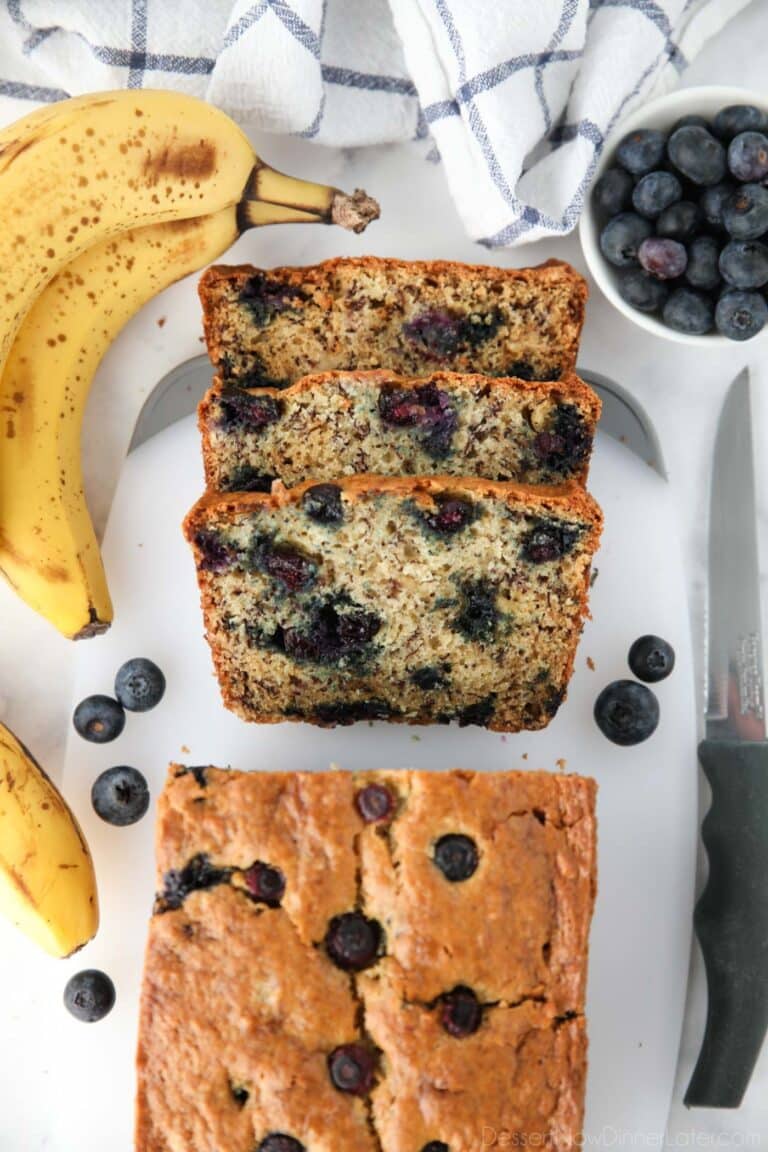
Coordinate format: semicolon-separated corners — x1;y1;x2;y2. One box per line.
198;257;588;389
136;765;597;1152
199;369;601;492
183;475;602;730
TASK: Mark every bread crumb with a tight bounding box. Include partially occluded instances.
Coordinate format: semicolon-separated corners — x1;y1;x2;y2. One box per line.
157;316;166;328
198;335;205;343
500;734;508;744
590;567;599;587
522;752;528;760
180;744;190;754
586;656;595;671
556;758;567;771
410;734;421;743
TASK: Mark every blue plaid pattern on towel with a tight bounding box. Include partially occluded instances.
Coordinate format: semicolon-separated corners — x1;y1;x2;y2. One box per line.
0;0;748;246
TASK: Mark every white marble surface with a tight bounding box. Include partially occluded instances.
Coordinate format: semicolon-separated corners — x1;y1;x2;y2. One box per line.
1;0;768;1144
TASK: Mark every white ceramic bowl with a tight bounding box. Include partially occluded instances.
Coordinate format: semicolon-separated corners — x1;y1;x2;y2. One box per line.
579;85;768;347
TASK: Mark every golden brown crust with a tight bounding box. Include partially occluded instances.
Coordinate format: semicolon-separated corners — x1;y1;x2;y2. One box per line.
198;368;602;491
198;256;588;387
136;766;597;1152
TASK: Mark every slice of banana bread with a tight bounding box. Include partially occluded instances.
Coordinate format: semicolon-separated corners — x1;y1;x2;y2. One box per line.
198;257;588;388
183;475;602;730
199;369;601;492
136;765;597;1152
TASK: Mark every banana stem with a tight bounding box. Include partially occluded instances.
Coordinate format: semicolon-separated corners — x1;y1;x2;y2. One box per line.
239;161;380;234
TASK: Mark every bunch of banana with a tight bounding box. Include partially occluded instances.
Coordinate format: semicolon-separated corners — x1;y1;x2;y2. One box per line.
0;720;98;957
0;90;378;639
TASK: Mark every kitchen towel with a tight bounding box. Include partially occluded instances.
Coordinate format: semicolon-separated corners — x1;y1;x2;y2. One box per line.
0;0;750;246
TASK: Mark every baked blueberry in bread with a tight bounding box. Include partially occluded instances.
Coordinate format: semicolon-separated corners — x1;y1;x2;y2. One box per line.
198;257;588;389
136;766;597;1152
183;475;602;730
199;369;601;492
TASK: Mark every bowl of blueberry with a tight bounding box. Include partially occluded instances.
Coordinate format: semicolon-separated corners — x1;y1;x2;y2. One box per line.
580;87;768;344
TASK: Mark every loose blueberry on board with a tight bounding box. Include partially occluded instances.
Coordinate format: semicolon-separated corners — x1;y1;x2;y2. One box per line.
617;269;670;313
63;970;116;1023
325;912;383;971
655;200;701;242
628;635;676;683
599;212;653;267
257;1136;305;1152
616;128;667;176
243;861;286;907
91;765;150;826
73;694;125;743
727;131;768;181
722;184;768;240
713;104;768;140
302;483;344;526
631;171;681;219
638;237;687;280
327;1044;377;1095
594;680;660;746
715;290;768;341
355;783;395;823
114;657;165;712
719;240;768;289
667;126;726;186
685;236;722;291
439;986;483;1037
433;834;479;882
662;288;714;335
593;167;634;217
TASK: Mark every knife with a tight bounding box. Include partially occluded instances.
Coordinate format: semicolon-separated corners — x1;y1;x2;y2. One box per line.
685;367;768;1108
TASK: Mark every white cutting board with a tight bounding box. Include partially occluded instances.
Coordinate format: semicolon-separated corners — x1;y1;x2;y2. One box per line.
41;413;696;1148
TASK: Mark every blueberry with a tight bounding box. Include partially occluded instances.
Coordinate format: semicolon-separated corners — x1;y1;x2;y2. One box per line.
616;129;667;176
73;695;125;743
355;783;395;823
617;268;669;313
433;834;479;881
325;912;382;971
420;496;476;535
722;183;768;240
439;986;482;1037
628;635;676;683
700;182;737;229
402;308;501;358
421;1145;450;1152
91;766;149;826
533;404;592;472
302;483;343;526
229;1083;249;1107
194;529;235;573
243;861;285;907
522;520;580;563
631;171;682;219
114;657;165;712
728;132;768;181
638;237;687;280
715;290;768;341
456;694;497;728
239;272;303;326
251;538;317;591
714;104;768;140
327;1044;377;1095
594;680;660;745
312;700;398;726
667;126;726;186
599;212;653;267
159;853;231;911
281;598;381;665
218;388;282;432
222;467;276;494
411;664;451;690
257;1137;305;1152
63;969;115;1022
378;382;458;458
662;288;714;335
593;167;633;217
656;200;701;242
685;236;722;291
719;240;768;289
453;580;498;641
671;114;710;133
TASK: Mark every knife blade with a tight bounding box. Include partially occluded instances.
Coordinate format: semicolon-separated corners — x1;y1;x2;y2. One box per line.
685;367;768;1109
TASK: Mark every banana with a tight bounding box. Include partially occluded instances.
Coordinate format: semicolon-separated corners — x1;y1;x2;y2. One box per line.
0;721;98;957
0;90;378;637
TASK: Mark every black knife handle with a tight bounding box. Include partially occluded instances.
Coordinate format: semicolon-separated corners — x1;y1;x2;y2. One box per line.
685;739;768;1108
